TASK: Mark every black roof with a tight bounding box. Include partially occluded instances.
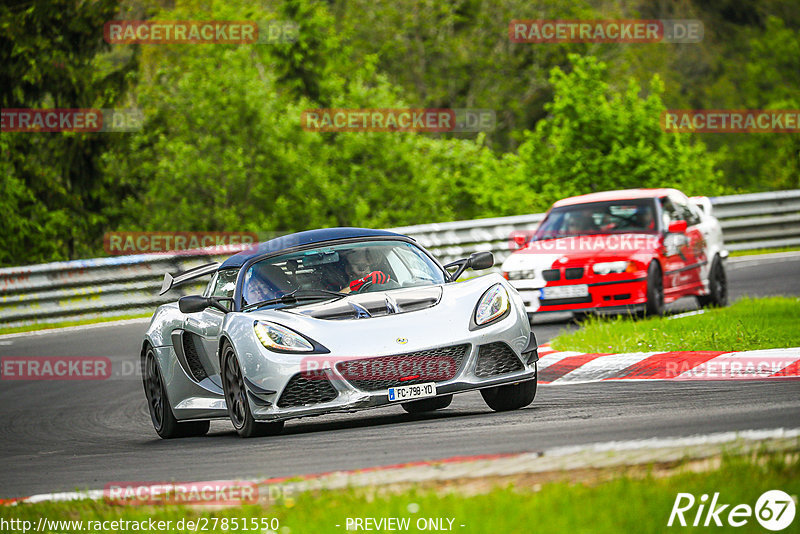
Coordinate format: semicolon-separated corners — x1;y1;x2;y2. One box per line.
219;227;406;268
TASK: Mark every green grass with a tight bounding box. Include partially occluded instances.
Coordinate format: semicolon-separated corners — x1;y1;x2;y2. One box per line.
0;313;150;336
550;297;800;353
730;245;800;257
1;452;796;533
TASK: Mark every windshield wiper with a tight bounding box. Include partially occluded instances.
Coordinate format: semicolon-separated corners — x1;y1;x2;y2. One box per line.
243;289;347;311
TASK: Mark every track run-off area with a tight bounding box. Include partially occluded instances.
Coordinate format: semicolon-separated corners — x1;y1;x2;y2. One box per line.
1;253;799;498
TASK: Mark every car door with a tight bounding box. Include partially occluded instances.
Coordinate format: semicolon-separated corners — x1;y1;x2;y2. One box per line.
660;195;703;296
182;268;238;388
685;198;713;283
659;196;690;296
672;193;706;290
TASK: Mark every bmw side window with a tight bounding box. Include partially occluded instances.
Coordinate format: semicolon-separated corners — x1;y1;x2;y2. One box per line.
684;201;702;227
659;197;680;228
671;195;700;227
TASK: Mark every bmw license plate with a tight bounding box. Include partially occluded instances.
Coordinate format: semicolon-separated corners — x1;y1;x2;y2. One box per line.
541;284;589;300
387;382;436;402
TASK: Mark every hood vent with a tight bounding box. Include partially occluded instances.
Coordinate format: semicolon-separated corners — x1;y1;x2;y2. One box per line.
292;286;442;320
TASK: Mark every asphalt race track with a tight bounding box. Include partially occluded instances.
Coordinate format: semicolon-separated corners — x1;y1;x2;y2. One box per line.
1;255;799;498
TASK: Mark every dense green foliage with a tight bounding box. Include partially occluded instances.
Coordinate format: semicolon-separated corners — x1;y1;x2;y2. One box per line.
1;0;798;266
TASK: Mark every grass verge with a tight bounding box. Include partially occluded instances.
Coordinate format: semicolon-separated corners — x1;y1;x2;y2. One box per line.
730;245;800;257
549;296;800;353
0;313;150;336
1;451;796;533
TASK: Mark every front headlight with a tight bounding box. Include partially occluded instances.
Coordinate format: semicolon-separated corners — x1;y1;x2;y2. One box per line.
254;321;314;352
592;261;632;275
475;284;510;326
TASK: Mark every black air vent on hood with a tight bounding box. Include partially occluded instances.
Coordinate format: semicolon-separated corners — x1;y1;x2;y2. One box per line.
290;286;443;320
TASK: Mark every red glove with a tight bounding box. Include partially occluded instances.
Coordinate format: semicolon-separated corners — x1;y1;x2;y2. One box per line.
350;271;389;291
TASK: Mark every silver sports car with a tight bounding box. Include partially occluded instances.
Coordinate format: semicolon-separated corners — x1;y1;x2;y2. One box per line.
141;228;538;438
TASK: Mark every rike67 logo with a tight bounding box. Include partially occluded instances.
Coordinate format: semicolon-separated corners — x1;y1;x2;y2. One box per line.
668;490;796;530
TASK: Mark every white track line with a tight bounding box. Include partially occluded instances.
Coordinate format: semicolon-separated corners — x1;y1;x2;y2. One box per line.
0;317;150;340
9;428;799;506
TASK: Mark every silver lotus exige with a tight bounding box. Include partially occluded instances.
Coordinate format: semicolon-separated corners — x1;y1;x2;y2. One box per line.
141;228;538;438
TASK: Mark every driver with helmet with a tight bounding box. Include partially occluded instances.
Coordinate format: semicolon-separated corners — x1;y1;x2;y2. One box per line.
342;247;391;293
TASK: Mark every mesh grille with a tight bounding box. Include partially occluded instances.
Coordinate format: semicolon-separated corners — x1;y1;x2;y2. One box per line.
543;269;560;281
336;344;469;392
474;342;524;377
565;267;584;280
182;334;208;381
277;371;338;408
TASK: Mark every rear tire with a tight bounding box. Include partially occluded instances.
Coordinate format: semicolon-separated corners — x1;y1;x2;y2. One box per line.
481;375;537;412
142;346;209;439
697;257;728;308
401;394;453;414
644;262;664;317
221;342;284;438
572;311;592;322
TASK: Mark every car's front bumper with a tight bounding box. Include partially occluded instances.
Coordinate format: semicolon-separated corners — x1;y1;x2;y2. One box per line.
249;342;537;421
510;275;648;314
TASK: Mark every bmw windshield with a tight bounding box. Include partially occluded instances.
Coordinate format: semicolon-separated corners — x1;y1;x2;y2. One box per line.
241;240;446;309
533;199;660;240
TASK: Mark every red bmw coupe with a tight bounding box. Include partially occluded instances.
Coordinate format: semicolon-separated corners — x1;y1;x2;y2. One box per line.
501;189;728;317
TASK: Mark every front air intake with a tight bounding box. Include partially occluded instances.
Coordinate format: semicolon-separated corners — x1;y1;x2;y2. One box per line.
277;371;338;408
474;342;524;377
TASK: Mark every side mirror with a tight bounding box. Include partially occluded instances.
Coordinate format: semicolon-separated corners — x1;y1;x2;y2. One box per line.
445;252;495;281
468;251;494;270
667;220;688;234
509;232;528;250
178;295;229;314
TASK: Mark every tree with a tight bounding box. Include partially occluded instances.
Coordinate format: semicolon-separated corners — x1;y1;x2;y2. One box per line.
511;54;723;212
0;0;137;264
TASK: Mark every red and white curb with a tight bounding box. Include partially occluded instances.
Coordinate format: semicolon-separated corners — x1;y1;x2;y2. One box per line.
536;344;800;384
2;428;797;506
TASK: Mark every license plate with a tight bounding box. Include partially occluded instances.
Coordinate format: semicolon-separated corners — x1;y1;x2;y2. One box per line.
387;382;436;402
541;284;589;300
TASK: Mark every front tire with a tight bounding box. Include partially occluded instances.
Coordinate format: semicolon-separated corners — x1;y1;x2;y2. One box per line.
221;342;284;438
142;346;209;439
481;375;537;412
644;261;664;317
402;394;453;414
697;257;728;308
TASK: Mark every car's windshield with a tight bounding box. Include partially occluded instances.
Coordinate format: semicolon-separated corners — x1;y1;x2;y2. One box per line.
534;199;659;240
241;240;446;309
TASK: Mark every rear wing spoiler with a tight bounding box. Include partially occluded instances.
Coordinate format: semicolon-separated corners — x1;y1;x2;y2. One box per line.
159;262;221;295
689;196;713;217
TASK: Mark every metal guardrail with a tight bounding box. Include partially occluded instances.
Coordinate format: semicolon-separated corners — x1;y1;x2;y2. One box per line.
1;189;799;328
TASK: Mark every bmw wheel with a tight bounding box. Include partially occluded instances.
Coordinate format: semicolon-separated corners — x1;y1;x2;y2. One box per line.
142;346;209;439
221;342;284;438
697;257;728;308
644;261;664;317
